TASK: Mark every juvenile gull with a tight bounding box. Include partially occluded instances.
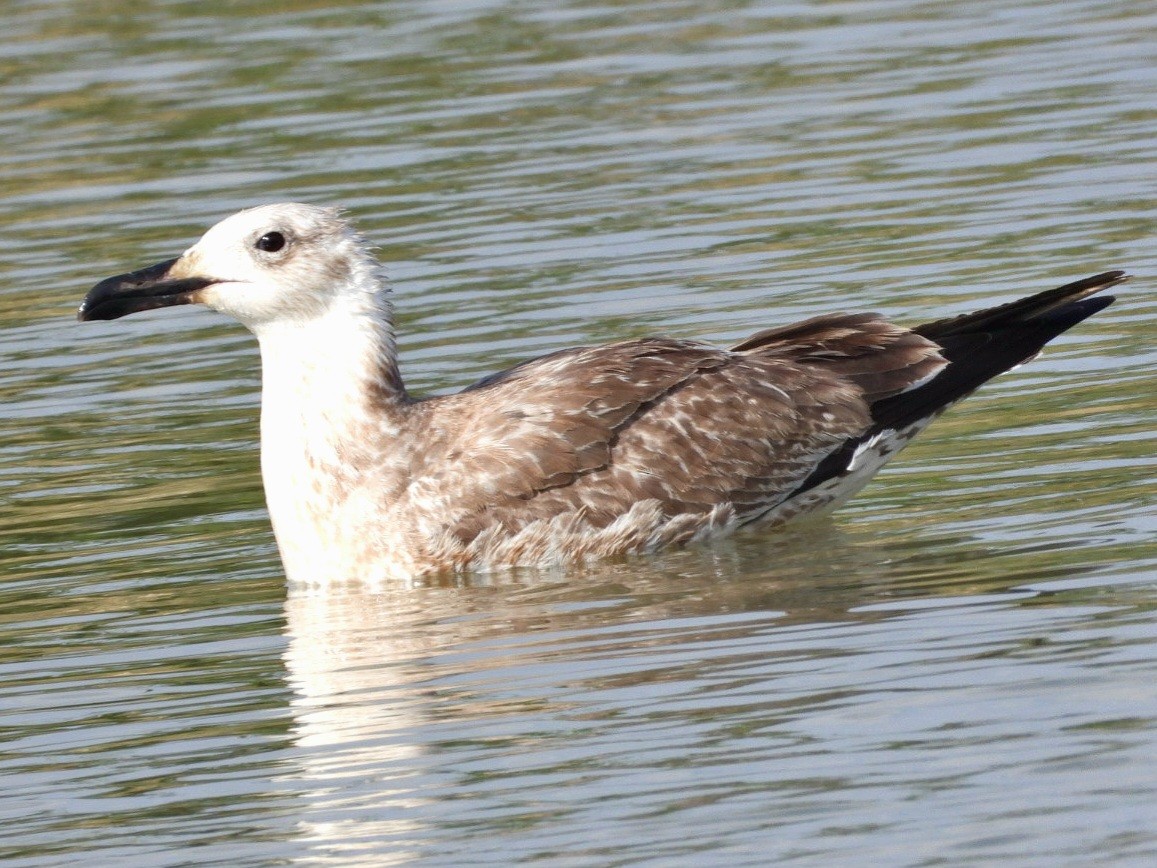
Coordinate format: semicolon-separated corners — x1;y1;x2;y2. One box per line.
78;204;1126;584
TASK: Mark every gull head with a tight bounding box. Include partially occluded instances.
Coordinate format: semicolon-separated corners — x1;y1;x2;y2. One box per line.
78;203;382;331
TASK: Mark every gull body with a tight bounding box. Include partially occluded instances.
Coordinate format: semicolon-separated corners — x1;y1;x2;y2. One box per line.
78;204;1125;584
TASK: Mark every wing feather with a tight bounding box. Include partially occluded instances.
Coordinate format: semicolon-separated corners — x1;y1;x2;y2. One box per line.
394;312;960;548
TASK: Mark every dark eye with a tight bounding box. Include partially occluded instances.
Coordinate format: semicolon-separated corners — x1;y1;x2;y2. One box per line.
255;231;286;253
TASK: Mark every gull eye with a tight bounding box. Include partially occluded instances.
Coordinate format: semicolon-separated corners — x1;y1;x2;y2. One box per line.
255;231;286;253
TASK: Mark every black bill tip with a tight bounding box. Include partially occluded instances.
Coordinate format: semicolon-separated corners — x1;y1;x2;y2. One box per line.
78;257;218;322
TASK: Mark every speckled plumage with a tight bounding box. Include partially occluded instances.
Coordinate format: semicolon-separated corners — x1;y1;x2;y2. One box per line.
78;204;1125;584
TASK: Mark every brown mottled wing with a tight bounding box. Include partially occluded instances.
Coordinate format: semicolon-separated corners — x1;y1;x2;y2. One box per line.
406;319;946;541
602;313;946;523
730;312;945;404
403;339;728;532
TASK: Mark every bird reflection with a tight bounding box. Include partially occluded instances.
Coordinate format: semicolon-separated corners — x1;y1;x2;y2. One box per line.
276;519;1039;858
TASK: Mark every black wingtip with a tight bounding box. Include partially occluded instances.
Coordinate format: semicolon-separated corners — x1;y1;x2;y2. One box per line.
1055;269;1128;293
1036;292;1116;330
916;270;1126;340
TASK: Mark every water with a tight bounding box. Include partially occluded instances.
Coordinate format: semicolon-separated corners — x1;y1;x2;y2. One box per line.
2;0;1155;864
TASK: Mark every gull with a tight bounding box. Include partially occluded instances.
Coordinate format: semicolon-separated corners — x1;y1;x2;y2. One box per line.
78;204;1125;584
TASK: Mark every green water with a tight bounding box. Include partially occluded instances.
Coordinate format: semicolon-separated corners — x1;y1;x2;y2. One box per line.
1;0;1155;864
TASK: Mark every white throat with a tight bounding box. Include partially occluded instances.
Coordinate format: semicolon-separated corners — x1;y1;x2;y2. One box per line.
252;289;408;581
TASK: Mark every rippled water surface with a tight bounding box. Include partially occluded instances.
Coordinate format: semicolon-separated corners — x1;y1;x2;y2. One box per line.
2;0;1156;864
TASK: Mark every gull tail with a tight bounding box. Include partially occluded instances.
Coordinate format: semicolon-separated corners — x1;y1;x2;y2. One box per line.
872;269;1126;431
790;270;1126;505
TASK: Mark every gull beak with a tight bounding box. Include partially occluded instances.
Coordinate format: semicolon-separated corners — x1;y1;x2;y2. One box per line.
78;257;219;322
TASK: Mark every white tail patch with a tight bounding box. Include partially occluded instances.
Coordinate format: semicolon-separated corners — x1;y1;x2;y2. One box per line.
748;417;939;528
